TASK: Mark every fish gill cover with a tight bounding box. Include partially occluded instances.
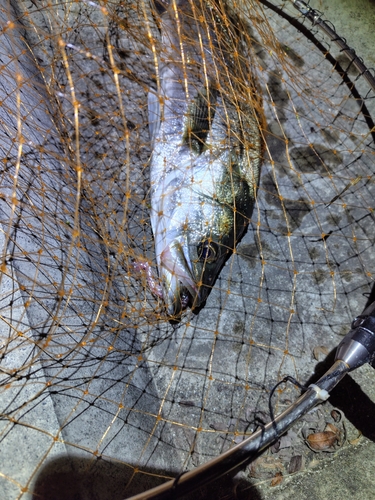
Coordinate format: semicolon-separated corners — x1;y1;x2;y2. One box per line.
0;0;374;498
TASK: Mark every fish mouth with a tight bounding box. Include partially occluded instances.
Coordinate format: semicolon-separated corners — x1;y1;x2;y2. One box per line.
164;277;194;317
164;280;210;317
159;242;200;316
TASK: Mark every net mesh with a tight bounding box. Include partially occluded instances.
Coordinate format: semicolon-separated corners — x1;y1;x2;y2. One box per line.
1;0;374;498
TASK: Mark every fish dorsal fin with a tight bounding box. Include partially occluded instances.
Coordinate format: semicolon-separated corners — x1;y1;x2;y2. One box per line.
182;86;217;154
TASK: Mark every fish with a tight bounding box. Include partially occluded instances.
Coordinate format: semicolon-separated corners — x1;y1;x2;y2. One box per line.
148;0;263;316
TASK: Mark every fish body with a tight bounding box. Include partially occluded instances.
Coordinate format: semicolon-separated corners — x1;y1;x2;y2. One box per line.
149;0;263;316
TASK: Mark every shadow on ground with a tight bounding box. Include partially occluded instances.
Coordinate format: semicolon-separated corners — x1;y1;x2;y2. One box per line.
32;455;263;500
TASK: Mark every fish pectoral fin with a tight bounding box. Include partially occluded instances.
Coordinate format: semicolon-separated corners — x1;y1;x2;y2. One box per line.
182;85;217;154
148;90;161;144
235;116;263;198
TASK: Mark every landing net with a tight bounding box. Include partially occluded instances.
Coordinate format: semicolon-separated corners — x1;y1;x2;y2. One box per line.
0;0;374;498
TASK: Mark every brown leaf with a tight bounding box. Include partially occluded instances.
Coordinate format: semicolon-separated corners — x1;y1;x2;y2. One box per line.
312;345;329;361
325;423;339;435
249;457;284;479
270;472;283;486
330;409;342;423
307;430;338;450
288;455;304;474
261;457;284;470
349;431;362;446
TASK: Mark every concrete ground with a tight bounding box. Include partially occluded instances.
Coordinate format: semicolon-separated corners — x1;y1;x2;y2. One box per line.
254;1;375;498
1;1;375;499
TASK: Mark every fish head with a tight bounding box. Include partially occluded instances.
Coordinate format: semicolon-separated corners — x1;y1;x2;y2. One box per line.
185;203;244;309
157;236;199;316
156;186;250;317
157;231;232;317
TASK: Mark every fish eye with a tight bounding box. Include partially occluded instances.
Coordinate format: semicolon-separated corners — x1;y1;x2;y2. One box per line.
197;240;219;264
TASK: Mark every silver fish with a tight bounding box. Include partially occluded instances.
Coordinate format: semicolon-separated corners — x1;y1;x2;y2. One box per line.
148;0;263;316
